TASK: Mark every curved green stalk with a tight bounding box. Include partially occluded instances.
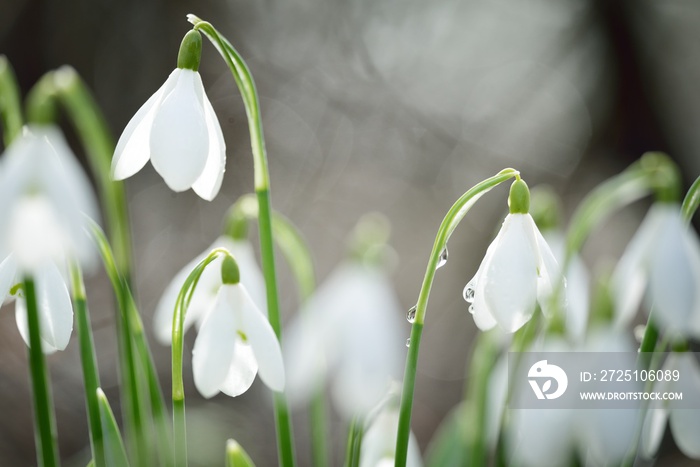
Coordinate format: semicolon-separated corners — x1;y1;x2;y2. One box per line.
188;16;296;467
171;248;231;467
24;277;60;467
70;264;106;467
681;174;700;222
395;168;519;466
0;56;23;146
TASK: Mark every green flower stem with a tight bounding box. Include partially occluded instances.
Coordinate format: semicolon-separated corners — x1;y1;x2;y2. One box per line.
395;168;519;466
343;418;364;467
0;55;23;146
70;264;106;467
462;331;500;466
224;194;325;465
226;439;256;467
52;66;132;279
189;15;296;467
89;221;173;466
24;277;60;467
172;248;231;467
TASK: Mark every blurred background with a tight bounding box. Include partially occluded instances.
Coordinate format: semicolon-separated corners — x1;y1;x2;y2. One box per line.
1;0;699;465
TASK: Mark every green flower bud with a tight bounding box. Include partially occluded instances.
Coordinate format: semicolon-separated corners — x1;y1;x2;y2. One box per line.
177;30;202;71
221;254;240;285
508;178;530;214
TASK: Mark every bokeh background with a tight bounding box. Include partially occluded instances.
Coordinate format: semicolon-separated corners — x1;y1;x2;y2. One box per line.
1;0;699;465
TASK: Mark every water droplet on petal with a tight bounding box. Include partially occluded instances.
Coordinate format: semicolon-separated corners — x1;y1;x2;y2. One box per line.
463;279;477;303
468;304;474;314
406;338;411;347
436;246;448;269
407;305;417;323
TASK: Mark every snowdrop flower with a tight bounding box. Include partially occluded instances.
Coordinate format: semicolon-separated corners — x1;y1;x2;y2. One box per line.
111;30;226;201
612;203;700;336
0;125;99;353
464;179;563;332
284;261;404;419
506;331;639;466
154;235;266;344
192;255;284;398
360;404;423;467
641;352;700;460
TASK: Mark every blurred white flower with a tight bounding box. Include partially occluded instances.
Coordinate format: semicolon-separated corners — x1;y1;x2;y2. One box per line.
192;282;284;398
284;262;404;419
153;236;266;344
0;125;99;270
464;213;562;333
506;331;639;466
0;125;99;353
360;405;422;467
612;203;700;336
543;231;590;342
111;68;226;201
641;352;700;460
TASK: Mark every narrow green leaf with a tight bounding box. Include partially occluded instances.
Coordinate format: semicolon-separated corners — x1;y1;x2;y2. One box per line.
96;389;130;467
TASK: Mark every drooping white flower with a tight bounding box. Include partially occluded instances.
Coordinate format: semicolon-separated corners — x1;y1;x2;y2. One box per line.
464;213;562;333
192;281;284;398
612;203;700;336
641;352;700;460
153;236;266;344
0;125;99;270
111;31;226;201
0;125;99;353
360;405;423;467
284;262;404;419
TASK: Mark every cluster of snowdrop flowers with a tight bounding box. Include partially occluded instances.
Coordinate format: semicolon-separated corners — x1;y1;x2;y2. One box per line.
284;252;404;419
500;330;640;467
155;238;277;397
464;178;564;333
0;125;99;353
612;202;700;336
111;30;226;201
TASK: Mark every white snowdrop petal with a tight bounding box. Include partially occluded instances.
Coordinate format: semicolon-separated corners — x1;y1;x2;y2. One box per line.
283;317;326;407
641;406;668;459
236;286;285;392
150;69;210;191
482;215;538;332
192;75;226;201
611;205;666;327
219;340;258;397
112;70;180;180
35;262;74;351
530;218;564;318
470;231;501;331
192;291;237;398
508;408;574;467
0;254;18;304
648;213;698;334
669;353;700;459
